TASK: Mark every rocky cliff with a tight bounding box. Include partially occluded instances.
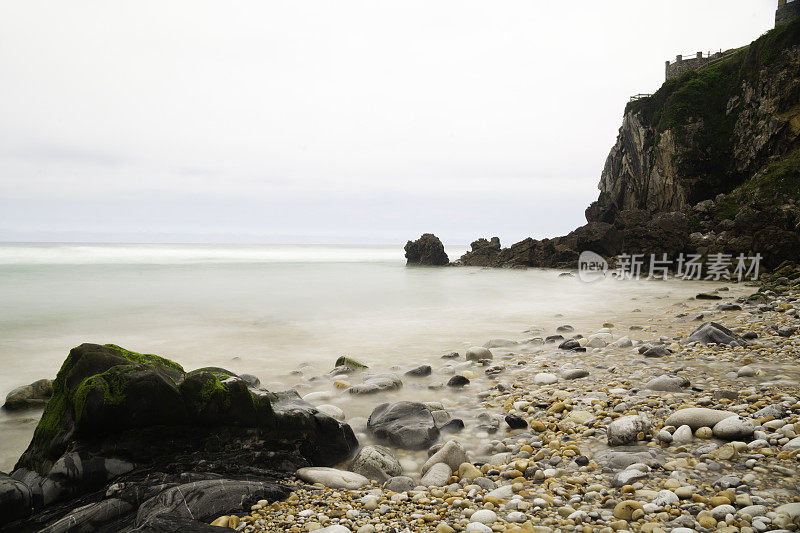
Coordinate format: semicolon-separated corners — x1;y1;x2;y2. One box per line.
459;19;800;271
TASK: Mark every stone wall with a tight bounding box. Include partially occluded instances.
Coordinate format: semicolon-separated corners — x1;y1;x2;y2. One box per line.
665;52;723;81
776;0;800;27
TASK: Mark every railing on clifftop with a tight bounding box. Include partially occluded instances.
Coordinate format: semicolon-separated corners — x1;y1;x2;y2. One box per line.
629;94;653;102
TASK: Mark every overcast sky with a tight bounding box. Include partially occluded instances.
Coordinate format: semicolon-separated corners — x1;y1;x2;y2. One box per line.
0;0;777;245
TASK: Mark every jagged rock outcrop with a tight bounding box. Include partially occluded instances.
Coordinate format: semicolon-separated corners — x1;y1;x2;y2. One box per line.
404;233;449;266
458;20;800;270
1;343;358;532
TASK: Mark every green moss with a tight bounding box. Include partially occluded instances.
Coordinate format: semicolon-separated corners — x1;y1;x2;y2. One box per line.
624;18;800;203
72;365;142;422
191;373;231;411
744;147;800;202
103;344;184;373
334;356;368;369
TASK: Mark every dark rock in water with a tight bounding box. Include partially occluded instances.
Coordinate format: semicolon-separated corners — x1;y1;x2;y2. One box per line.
504;414;527;429
404;234;449;266
440;419;465;434
2;343;356;531
367;401;440;450
696;293;722;300
545;335;564;343
575;455;590;466
717;303;742;311
348;373;403;394
238;373;260;387
778;325;798;337
3;379;53;411
446;375;470;388
334;356;368;371
440;352;460;359
643;345;671;358
558;339;581;350
458;237;502;267
741;332;758;340
556;325;574;332
405;365;432;377
686;322;747;346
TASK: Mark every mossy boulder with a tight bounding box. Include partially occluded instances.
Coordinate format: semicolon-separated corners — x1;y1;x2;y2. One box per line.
334;356;368;371
7;343;357;530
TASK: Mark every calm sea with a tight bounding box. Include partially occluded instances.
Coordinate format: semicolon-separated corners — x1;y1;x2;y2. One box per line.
0;242;720;471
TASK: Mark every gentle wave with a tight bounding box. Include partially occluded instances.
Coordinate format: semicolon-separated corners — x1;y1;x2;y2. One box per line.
0;243;466;265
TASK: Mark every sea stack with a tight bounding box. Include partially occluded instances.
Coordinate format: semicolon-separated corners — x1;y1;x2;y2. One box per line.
404;233;449;266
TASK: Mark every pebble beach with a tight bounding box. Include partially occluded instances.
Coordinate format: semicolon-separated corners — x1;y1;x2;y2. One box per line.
209;278;800;533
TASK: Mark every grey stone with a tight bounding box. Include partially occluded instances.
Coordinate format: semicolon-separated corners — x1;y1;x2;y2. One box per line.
421;440;468;475
384;475;415;492
561;368;589;380
643;345;671;358
3;379;53;410
607;415;651;446
712;416;755;440
348;374;402;395
686;322;746;346
483;339;517;348
612;469;648;487
644;374;689;392
367;401;440;450
419;462;451;487
665;408;736;430
404;365;432;377
0;473;32;523
296;467;369;490
466;347;493;361
350;445;402;482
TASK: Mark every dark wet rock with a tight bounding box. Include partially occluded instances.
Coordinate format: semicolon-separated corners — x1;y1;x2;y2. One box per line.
446;375;470;388
348;374;403;395
717;303;742;311
440;352;460;359
440;419;465;434
504;414;527;429
645;374;689;392
642;345;671;358
545;335;564;343
556;325;575;332
404;233;449;266
404;365;432;377
558;339;581;350
2;343;356;531
696;293;722;300
134;479;288;530
686;322;748;346
238;374;260;387
778;325;798;337
741;332;758;340
3;379;53;411
367;401;440;450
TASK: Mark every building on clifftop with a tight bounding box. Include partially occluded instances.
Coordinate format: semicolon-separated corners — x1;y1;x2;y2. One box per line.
776;0;800;27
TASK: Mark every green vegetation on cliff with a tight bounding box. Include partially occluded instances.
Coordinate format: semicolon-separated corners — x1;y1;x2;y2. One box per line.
625;18;800;200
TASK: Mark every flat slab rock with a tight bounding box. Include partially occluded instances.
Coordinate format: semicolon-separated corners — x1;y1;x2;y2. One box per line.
295;467;369;490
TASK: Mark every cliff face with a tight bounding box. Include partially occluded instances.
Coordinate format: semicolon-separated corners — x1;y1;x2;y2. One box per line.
589;24;800;224
459;19;800;270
